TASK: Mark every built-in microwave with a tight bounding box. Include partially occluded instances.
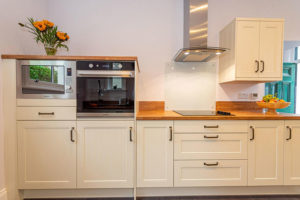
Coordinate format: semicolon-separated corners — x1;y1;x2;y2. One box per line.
16;60;76;99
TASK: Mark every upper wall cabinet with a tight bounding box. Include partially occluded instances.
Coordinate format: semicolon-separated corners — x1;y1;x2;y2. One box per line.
219;18;284;83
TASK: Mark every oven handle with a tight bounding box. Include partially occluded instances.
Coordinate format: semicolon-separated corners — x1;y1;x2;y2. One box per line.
77;70;135;78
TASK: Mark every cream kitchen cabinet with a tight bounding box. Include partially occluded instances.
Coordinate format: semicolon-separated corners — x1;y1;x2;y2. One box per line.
77;121;134;188
248;120;284;186
17;121;77;189
137;120;173;187
219;18;284;83
284;121;300;185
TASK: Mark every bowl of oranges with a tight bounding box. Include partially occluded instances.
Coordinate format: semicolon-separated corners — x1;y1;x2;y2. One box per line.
257;94;290;114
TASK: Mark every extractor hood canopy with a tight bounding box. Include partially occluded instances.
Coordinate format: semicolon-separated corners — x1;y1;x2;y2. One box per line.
174;0;228;62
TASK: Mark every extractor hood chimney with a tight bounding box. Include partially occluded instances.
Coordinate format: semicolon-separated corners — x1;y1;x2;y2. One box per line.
174;0;227;62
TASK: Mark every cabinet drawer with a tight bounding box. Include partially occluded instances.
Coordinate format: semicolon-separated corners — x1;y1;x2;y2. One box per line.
17;107;76;121
174;160;247;187
174;120;248;133
174;134;247;160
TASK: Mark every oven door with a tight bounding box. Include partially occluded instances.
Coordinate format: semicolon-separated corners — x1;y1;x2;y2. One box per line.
76;73;134;117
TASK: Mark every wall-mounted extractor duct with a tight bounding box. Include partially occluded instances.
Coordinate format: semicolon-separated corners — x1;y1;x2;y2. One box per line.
174;0;228;62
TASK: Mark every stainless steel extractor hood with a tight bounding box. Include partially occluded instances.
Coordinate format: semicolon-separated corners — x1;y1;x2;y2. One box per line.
174;0;227;62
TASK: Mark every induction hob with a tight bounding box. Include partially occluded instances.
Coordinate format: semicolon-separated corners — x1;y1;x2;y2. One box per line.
174;110;232;116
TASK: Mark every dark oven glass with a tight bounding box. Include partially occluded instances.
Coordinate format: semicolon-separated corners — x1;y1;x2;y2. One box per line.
21;65;65;94
77;77;134;114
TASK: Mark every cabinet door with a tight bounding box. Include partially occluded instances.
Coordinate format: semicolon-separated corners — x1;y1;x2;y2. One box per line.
284;121;300;185
259;21;283;78
248;121;284;186
236;20;260;78
137;121;173;187
77;121;134;188
17;121;76;189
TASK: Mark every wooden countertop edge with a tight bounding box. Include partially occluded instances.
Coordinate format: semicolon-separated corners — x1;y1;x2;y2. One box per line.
136;116;300;120
136;111;300;120
1;54;138;61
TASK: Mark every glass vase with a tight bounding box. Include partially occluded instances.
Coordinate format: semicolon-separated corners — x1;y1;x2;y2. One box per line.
44;44;57;56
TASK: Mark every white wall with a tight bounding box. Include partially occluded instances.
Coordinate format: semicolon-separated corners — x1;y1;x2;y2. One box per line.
0;0;47;196
44;0;300;102
46;0;183;101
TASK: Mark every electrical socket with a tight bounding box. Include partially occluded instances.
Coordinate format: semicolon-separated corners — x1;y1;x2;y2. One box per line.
238;92;249;99
250;93;258;100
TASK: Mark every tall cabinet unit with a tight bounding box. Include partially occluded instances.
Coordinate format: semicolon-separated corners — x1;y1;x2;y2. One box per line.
284;121;300;185
219;18;284;83
137;121;174;187
77;121;134;188
17;121;77;189
248;121;284;186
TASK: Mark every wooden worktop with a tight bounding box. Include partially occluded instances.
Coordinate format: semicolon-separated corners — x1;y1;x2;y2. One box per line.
136;101;300;120
1;54;138;61
136;110;300;120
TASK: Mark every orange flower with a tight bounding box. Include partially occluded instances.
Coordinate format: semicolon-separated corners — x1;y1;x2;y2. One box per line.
42;19;54;27
33;21;46;31
56;31;67;40
66;34;70;40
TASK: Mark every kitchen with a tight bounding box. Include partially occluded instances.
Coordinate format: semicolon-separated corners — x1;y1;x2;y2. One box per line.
1;0;300;200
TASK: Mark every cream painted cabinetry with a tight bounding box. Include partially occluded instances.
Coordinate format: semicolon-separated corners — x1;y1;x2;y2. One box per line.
173;120;248;187
17;121;77;189
137;121;173;187
219;18;284;83
248;120;284;186
284;121;300;185
77;121;134;188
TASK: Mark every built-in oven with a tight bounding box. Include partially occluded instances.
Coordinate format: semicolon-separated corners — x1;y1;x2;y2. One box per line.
16;60;76;99
76;61;135;117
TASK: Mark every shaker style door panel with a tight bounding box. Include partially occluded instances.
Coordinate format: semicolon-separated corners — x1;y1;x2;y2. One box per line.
236;20;260;78
174;133;247;160
137;121;173;187
77;121;134;188
284;121;300;185
17;121;77;189
259;21;283;78
174;160;247;187
248;121;284;186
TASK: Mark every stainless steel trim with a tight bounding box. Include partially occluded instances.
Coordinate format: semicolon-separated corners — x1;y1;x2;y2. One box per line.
77;70;134;78
76;112;134;117
16;60;76;99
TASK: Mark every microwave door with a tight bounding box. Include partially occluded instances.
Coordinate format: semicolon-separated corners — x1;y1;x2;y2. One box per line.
22;65;65;94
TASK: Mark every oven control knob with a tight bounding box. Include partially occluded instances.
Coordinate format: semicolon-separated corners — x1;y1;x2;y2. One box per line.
89;63;94;68
96;64;99;67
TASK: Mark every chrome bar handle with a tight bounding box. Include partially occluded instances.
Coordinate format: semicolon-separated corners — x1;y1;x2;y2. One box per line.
169;126;173;141
129;127;133;142
250;126;255;141
286;126;292;141
260;60;265;72
38;112;54;115
204;125;219;129
204;135;219;139
70;127;75;142
204;162;219;166
255;60;259;72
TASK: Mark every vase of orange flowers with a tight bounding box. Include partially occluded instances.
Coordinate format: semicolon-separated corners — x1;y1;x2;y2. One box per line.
18;18;69;56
